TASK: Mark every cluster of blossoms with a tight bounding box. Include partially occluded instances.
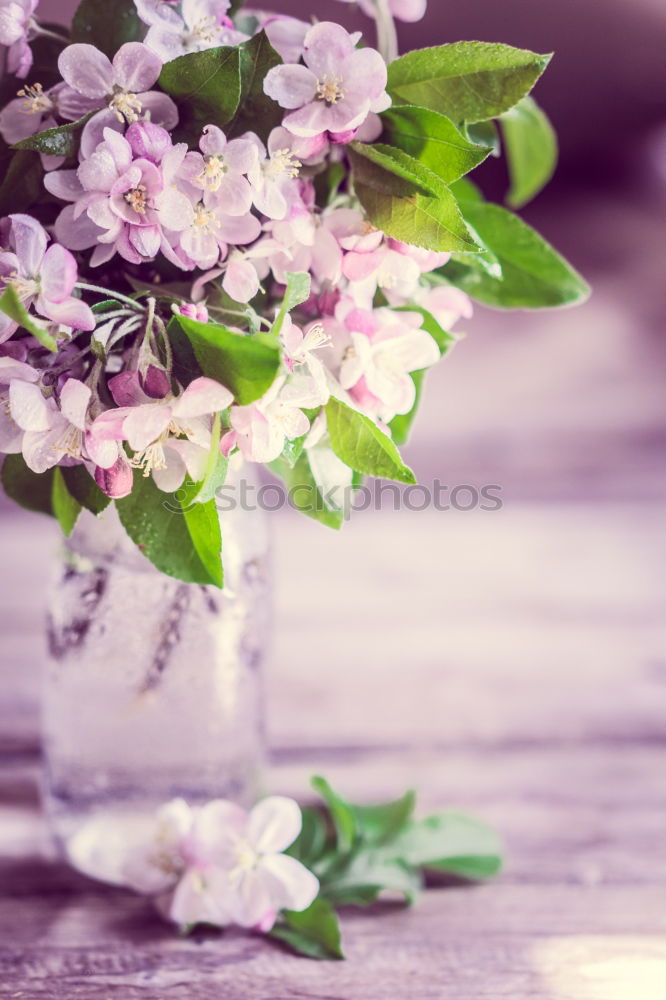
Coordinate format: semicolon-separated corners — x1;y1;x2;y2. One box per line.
0;0;472;512
70;794;319;931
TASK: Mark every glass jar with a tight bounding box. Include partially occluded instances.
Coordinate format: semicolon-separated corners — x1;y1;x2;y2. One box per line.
42;467;270;876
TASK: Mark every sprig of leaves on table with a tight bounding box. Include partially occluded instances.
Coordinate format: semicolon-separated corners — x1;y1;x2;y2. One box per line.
269;777;503;960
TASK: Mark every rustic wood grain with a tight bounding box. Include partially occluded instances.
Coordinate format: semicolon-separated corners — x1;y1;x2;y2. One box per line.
1;499;665;997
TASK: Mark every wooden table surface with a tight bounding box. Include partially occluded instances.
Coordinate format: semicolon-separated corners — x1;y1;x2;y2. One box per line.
1;496;665;999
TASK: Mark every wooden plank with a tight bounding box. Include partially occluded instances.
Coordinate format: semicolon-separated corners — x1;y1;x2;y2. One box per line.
1;886;666;999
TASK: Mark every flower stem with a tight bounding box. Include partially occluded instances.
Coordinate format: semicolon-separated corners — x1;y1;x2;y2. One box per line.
373;0;399;63
30;20;71;44
75;282;144;312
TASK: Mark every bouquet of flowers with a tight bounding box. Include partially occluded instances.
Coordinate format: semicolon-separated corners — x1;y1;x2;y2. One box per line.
0;0;588;586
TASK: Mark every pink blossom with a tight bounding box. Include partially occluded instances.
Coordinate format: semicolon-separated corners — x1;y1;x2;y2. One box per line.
88;373;233;491
0;213;95;341
221;375;324;463
260;15;309;64
136;0;246;62
339;307;440;420
0;82;66;170
46;126;193;267
94;453;134;499
281;314;331;396
0;0;38;78
177;302;209;323
178;125;257;214
416;284;473;329
57;42;178;150
13;377;92;474
0;355;38;453
263;22;390;140
335;0;427;23
246;127;303;221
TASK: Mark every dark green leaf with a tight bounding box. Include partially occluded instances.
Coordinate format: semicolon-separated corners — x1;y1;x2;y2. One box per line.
311;776;357;853
270;453;345;530
158;46;243;141
0;149;43;216
500;95;558;207
173;314;280;404
348;144;479;253
71;0;145;57
14;112;95;159
116;471;223;587
1;454;54;516
381;105;491;183
0;285;57;351
270;899;343;960
387;42;552;123
389;812;503;879
51;467;82;537
444;199;590;308
61;464;110;515
326;398;416;485
226;30;283;142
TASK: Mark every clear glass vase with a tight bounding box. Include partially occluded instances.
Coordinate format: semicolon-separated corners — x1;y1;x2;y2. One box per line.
42;469;270;875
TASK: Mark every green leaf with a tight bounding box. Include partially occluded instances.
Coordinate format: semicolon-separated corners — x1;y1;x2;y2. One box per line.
380;105;491;183
465;120;501;155
443;199;590;308
387;42;552;123
325;398;416;485
311;776;357;854
389;812;503;880
270;453;345;530
352;790;416;846
0;149;43;216
51;467;82;537
286;807;330;868
14;113;95;159
116;471;223;587
270;899;343;960
0;285;57;352
226;30;283;142
500;95;558;207
1;454;54;516
61;465;111;515
322;852;422;907
172;314;280;404
71;0;145;57
348;144;479;253
270;271;312;339
158;46;243;141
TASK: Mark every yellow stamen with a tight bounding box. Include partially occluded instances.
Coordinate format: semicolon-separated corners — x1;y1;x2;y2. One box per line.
316;74;346;105
109;90;143;124
17;82;52;115
124;185;148;215
266;147;301;180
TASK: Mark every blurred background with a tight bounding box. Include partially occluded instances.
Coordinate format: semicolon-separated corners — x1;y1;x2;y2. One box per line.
2;0;665;790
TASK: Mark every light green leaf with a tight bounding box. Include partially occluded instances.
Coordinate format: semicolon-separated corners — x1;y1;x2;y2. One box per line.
389;812;504;880
0;285;57;352
270;452;344;530
186;412;228;505
351;790;416;846
173;314;280;404
71;0;144;57
116;472;223;587
270;899;344;961
1;454;54;516
387;41;552;123
51;467;82;537
286;807;330;868
348;143;479;253
326;397;416;485
322;852;422;907
158;46;243;140
270;271;311;339
14;113;95;159
500;95;558;207
226;30;283;142
381;105;491;183
60;465;111;516
443;199;590;308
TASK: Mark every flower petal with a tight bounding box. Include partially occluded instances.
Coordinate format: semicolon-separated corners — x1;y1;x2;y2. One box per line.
258;853;319;912
59;378;91;431
247;795;302;854
40;243;77;303
123;402;171;451
9;380;51;432
173;377;233;419
8;213;47;278
263;64;317;110
58;43;114;99
112;42;162;93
